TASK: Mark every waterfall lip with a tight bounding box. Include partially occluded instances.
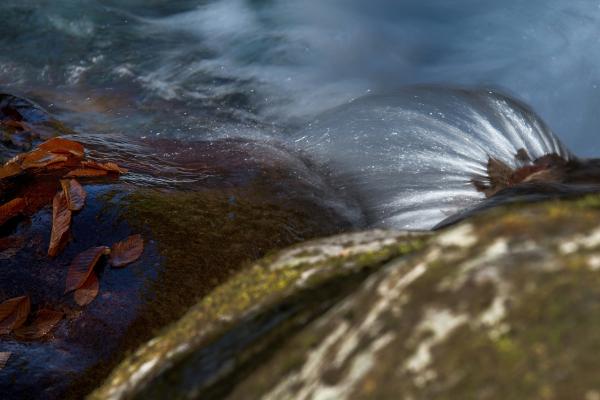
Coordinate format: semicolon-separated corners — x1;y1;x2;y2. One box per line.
292;85;581;230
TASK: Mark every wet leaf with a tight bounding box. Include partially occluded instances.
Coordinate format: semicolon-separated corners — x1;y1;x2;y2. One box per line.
48;191;71;257
0;235;25;259
110;234;144;268
19;178;60;215
21;149;67;170
0;296;30;335
82;160;128;174
0;158;23;179
0;352;10;370
73;272;99;306
0;197;25;226
63;168;109;178
38;137;84;158
14;309;63;340
60;179;86;211
65;246;110;293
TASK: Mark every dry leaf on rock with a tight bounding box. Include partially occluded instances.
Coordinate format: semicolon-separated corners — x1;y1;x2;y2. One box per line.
0;352;10;370
60;179;86;211
73;272;99;306
14;309;63;340
48;191;71;257
0;198;25;226
63;168;108;178
0;296;30;335
38;137;84;158
65;246;109;293
110;234;144;267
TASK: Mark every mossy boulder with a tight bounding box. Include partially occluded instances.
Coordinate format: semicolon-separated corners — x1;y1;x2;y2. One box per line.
0;137;359;399
94;195;600;400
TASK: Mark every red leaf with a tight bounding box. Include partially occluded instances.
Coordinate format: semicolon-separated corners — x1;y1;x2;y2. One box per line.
60;179;86;211
110;234;144;268
73;272;99;306
0;197;25;226
0;352;10;370
63;168;108;178
38;137;84;159
0;296;31;335
0;159;22;179
21;149;67;170
65;246;109;293
13;309;63;340
48;191;71;257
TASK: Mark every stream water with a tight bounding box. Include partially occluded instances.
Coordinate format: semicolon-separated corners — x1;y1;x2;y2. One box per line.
1;1;600;398
1;1;599;221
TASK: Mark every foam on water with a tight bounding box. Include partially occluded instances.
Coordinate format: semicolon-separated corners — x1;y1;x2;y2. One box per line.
293;87;572;230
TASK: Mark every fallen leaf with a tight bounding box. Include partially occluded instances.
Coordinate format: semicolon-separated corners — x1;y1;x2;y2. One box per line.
110;234;144;267
21;149;67;170
73;272;99;306
60;179;86;211
13;309;63;340
19;178;60;215
0;352;10;370
38;137;84;158
0;159;23;179
65;246;109;293
48;191;71;257
0;296;30;335
0;197;25;226
63;168;108;178
82;161;128;174
0;236;25;259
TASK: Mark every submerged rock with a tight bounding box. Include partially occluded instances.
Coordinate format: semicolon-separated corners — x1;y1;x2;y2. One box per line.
94;194;600;399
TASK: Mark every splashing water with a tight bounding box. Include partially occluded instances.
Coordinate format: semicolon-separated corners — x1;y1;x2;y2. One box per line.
293;86;572;230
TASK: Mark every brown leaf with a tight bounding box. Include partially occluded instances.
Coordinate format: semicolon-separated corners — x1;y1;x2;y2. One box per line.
73;272;99;306
0;296;30;335
48;191;72;257
38;137;84;158
63;168;109;178
0;352;10;370
13;309;63;340
0;159;23;179
60;179;86;211
0;236;25;259
65;246;110;293
0;197;25;226
110;234;144;268
21;149;67;170
82;161;128;174
19;178;60;215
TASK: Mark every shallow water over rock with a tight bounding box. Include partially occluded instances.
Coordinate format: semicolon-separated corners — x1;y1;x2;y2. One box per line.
0;108;360;398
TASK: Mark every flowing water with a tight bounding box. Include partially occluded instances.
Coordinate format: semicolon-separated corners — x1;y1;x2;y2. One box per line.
1;0;599;227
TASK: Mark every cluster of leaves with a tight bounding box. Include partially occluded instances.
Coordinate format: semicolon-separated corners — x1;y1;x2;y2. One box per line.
0;137;143;370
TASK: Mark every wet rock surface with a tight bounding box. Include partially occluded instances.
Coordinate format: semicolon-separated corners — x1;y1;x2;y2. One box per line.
0;96;360;399
95;195;600;400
